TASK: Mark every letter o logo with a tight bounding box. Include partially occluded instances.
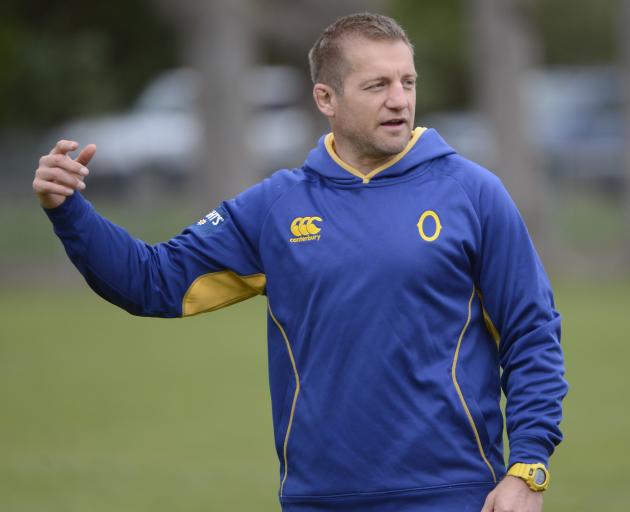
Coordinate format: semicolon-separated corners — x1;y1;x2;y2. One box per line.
417;210;442;242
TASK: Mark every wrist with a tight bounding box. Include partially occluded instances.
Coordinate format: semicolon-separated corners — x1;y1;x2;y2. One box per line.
508;436;552;468
507;462;550;492
39;193;68;210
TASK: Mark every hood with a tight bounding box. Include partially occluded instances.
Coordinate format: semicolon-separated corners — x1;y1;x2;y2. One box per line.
304;127;455;185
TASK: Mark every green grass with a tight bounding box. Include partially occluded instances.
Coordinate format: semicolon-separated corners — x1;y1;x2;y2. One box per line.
0;291;278;512
548;280;630;511
0;281;628;511
552;183;627;250
0;195;198;260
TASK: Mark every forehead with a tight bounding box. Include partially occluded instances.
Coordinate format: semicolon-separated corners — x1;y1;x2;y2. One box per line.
340;36;415;78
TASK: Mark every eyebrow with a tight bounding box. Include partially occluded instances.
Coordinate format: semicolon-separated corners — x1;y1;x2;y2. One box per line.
360;77;386;87
360;72;418;87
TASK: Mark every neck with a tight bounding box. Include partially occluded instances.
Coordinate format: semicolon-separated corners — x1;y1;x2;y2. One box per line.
331;136;395;176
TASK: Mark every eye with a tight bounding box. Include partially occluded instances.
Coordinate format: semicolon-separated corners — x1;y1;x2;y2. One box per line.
365;82;385;91
403;78;416;89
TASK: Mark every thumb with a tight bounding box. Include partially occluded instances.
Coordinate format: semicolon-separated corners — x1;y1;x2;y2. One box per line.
480;489;495;512
75;144;97;166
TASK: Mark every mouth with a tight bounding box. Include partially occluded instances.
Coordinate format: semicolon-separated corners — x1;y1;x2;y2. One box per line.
380;118;407;128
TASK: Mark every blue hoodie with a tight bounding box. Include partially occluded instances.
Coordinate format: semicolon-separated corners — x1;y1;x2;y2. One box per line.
45;128;567;511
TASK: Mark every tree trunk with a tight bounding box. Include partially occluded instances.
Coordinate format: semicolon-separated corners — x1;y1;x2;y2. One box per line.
466;0;549;250
619;0;630;259
152;0;255;209
151;0;385;209
188;0;256;207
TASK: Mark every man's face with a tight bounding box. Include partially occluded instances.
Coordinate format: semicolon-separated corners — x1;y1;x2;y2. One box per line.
331;37;417;159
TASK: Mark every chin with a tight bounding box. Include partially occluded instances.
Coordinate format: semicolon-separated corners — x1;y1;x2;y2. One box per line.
378;136;409;155
381;127;411;148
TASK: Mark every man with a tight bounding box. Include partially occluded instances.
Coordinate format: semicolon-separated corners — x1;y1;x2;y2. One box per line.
33;13;567;512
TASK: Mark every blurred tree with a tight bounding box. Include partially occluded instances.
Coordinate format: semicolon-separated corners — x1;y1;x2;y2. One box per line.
388;0;617;116
0;0;178;128
166;0;256;207
466;0;550;247
534;0;616;65
152;0;384;205
619;0;630;258
1;0;619;130
388;0;469;115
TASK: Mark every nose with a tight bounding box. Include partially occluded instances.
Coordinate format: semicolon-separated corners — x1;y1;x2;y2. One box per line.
385;81;408;110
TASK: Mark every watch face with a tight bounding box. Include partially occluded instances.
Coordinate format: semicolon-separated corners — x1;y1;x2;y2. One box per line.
534;468;547;485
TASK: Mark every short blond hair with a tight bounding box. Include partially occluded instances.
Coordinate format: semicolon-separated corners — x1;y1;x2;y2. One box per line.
308;12;413;93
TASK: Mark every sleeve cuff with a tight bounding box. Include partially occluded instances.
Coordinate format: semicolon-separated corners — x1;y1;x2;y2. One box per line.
508;436;553;468
43;192;90;233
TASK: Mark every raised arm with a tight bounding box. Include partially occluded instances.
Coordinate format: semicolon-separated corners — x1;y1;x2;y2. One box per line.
33;140;269;318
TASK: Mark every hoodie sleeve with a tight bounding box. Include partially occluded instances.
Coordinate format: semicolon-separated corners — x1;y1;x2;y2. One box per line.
44;171;296;318
471;173;568;469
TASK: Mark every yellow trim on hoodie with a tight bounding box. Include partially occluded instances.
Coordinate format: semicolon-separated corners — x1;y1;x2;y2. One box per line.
452;286;498;483
476;289;501;347
182;271;266;317
324;127;426;183
268;302;301;497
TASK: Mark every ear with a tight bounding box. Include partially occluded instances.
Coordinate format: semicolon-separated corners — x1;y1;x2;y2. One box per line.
312;83;337;118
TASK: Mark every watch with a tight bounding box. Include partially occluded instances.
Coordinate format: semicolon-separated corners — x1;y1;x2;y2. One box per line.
507;463;550;492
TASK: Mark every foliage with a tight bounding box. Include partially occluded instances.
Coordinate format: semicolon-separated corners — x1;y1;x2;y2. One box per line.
388;0;617;114
0;0;178;128
387;0;470;114
532;0;617;65
0;0;619;128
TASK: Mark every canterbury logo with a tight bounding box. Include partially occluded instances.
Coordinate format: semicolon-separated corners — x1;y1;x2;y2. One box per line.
290;216;323;243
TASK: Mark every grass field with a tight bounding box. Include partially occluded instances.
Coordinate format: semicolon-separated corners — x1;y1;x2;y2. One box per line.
1;280;629;511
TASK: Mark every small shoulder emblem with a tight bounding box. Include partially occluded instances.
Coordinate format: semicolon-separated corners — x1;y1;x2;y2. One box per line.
192;206;228;235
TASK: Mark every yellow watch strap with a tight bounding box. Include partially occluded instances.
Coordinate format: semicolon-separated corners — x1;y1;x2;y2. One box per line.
508;463;531;480
507;463;550;491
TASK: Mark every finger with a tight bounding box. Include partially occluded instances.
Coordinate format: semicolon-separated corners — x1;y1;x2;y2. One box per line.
37;167;86;190
75;144;96;167
40;154;89;177
49;139;78;156
32;177;76;196
480;491;495;512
